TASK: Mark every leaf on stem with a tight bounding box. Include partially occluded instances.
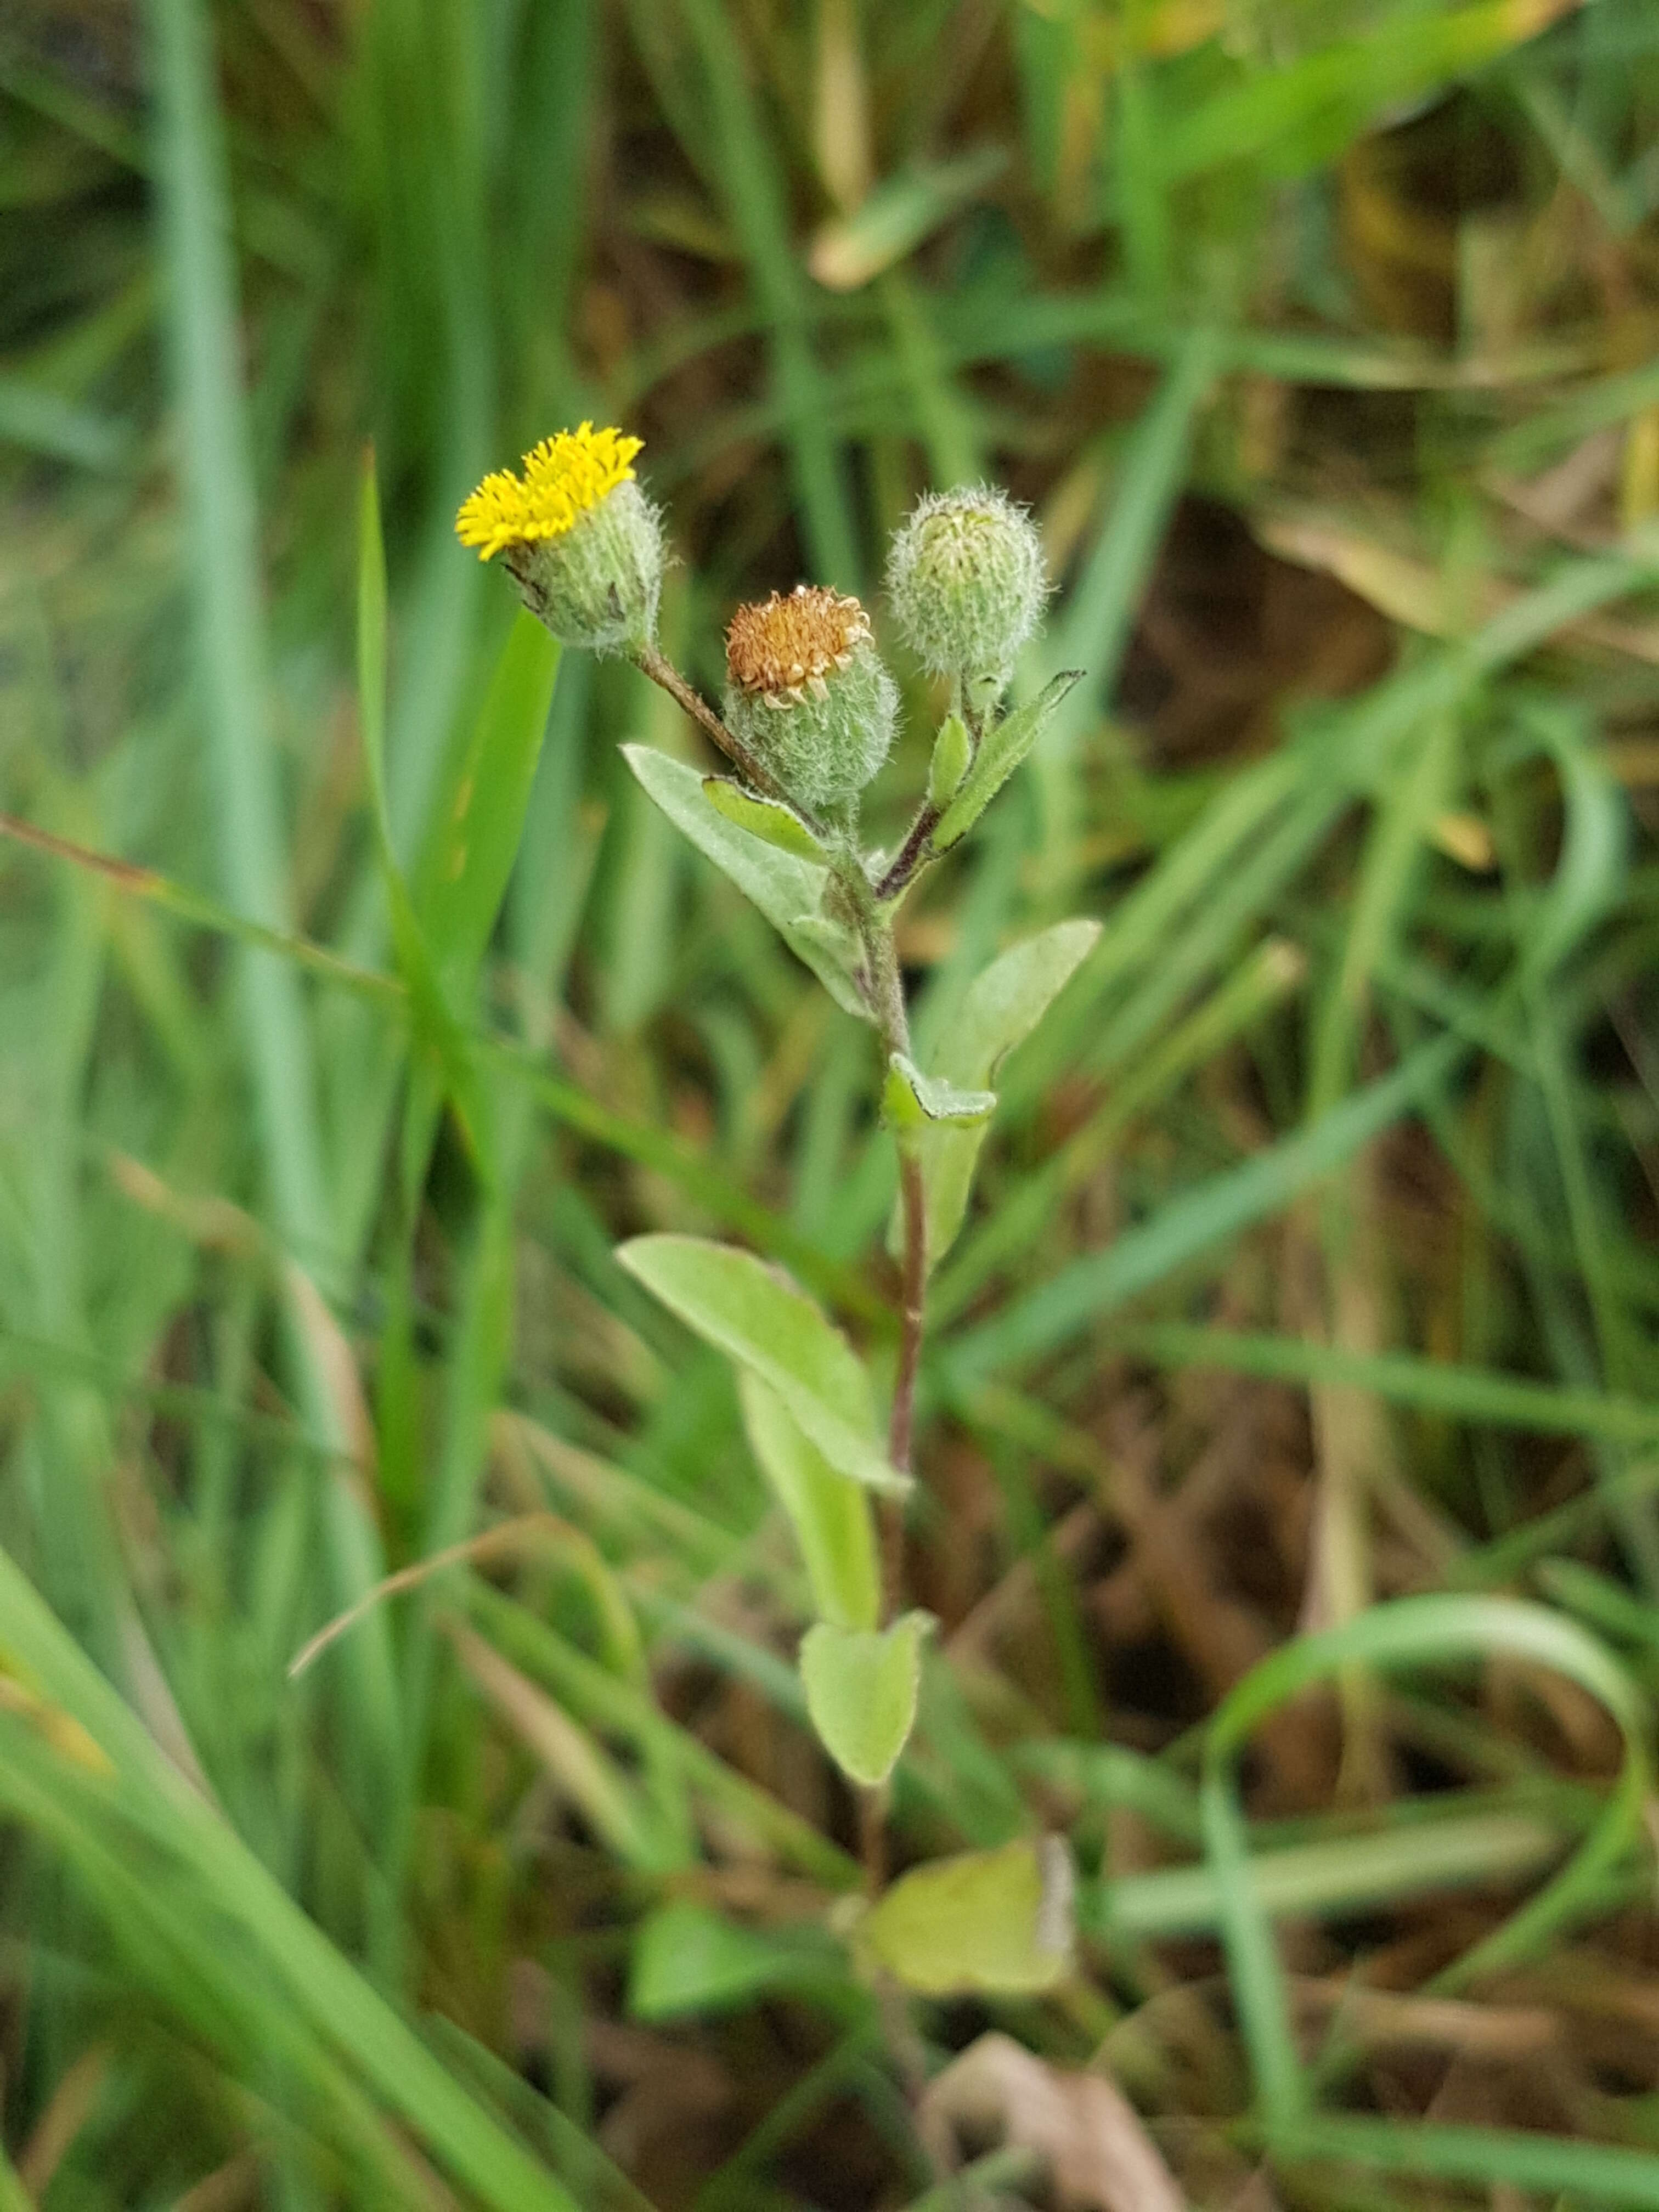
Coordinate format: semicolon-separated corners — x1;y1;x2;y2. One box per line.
858;1836;1076;1994
799;1612;932;1786
413;612;560;1000
616;1235;908;1496
882;1053;996;1130
701;777;830;861
895;919;1102;1266
927;713;972;806
931;670;1084;853
740;1372;881;1631
622;745;867;1018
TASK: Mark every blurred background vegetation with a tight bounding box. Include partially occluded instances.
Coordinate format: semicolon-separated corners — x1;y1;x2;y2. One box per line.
5;0;1659;2204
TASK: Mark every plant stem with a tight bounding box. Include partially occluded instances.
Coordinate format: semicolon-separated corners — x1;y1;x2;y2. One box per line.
890;1150;926;1480
630;645;804;817
874;802;939;903
842;873;928;1613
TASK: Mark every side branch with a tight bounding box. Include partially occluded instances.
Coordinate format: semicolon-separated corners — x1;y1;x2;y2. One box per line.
631;646;800;816
874;804;940;904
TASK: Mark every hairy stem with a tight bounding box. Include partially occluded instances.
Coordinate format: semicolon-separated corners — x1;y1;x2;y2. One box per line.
874;803;940;904
631;645;803;816
890;1149;927;1477
841;874;928;1616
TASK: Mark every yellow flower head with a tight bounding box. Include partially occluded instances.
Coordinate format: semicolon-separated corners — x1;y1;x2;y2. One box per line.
455;423;643;562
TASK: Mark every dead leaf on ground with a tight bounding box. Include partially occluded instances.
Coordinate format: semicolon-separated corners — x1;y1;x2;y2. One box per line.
919;2032;1188;2212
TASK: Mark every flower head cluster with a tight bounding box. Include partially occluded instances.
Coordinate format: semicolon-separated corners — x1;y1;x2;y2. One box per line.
460;427;1058;828
723;586;896;811
455;424;663;654
456;424;642;561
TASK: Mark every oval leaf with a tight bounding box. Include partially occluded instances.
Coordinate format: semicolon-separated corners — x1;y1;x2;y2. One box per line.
740;1372;879;1631
859;1837;1075;1995
616;1235;908;1497
893;919;1102;1266
800;1612;932;1787
622;746;867;1018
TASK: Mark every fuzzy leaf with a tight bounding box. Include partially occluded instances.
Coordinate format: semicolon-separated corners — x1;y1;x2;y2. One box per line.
623;746;867;1018
859;1838;1075;1995
927;713;972;806
882;1053;996;1132
800;1613;932;1786
701;777;830;862
789;912;862;974
932;670;1084;852
616;1235;907;1497
896;920;1102;1267
740;1372;880;1631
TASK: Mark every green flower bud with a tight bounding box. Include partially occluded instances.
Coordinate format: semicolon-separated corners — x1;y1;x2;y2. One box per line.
884;484;1047;689
456;425;665;655
723;585;897;811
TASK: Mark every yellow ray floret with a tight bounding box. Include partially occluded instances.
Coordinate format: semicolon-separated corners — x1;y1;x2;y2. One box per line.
455;423;643;561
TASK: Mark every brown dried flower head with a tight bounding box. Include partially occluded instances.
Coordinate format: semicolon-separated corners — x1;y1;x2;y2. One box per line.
721;584;896;810
725;584;873;710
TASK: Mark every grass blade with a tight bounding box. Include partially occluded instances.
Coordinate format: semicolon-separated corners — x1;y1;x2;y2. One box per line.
948;1032;1464;1374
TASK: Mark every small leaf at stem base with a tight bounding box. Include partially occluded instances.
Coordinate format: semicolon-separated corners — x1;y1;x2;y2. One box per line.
858;1837;1076;1994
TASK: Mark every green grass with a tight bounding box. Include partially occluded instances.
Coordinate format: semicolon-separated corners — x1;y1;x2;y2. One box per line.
4;0;1659;2204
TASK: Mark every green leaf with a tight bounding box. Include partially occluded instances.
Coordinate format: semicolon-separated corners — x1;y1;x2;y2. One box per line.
1199;1594;1652;2142
927;713;972;806
357;456;493;1166
896;919;1102;1267
414;611;561;1000
0;1544;579;2212
799;1613;931;1786
740;1373;879;1631
789;912;863;975
951;1028;1463;1372
616;1235;907;1496
622;744;867;1018
931;670;1083;852
629;1902;841;2020
701;776;829;861
882;1053;996;1132
858;1837;1075;1995
808;145;1009;290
